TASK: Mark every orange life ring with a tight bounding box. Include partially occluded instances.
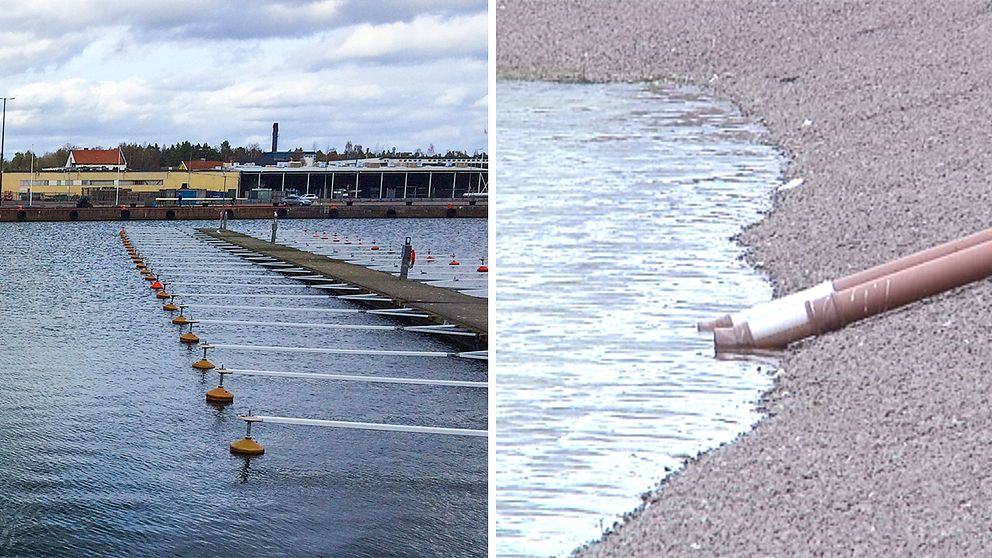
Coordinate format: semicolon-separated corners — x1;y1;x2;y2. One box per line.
409;248;416;267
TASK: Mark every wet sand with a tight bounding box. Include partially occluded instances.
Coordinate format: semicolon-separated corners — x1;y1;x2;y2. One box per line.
498;1;992;555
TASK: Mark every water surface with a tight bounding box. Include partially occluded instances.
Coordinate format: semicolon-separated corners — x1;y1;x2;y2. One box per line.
495;81;782;557
0;218;486;556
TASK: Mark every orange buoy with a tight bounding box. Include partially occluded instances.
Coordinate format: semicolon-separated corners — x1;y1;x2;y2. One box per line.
179;331;199;344
230;437;263;455
150;280;163;289
206;386;234;403
371;245;380;251
477;265;488;272
449;260;460;266
193;359;215;371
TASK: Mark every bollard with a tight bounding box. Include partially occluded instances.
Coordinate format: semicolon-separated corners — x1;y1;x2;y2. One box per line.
270;211;278;243
400;237;413;279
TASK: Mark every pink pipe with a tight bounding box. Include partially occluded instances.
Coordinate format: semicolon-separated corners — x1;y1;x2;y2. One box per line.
713;237;992;352
698;226;992;331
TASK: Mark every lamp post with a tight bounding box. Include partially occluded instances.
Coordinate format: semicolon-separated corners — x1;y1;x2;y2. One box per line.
0;96;13;205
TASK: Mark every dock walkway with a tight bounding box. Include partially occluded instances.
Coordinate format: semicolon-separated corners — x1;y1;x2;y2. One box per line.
198;229;488;340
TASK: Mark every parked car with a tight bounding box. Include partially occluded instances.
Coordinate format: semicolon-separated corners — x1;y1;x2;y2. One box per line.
281;194;312;206
300;194;319;203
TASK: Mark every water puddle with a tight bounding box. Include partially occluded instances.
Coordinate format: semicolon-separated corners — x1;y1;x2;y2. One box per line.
494;81;783;556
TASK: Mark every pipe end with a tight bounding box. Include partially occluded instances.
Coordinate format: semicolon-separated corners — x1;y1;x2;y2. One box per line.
697;314;733;332
713;323;755;353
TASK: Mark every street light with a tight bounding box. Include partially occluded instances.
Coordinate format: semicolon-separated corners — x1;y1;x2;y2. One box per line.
0;96;14;205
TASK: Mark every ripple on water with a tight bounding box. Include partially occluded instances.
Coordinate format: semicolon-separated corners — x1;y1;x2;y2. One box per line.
495;81;783;557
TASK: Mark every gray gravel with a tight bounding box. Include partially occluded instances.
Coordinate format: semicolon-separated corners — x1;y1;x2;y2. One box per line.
498;1;992;556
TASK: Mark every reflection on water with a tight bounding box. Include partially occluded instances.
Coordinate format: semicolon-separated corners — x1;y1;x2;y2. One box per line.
495;81;783;557
0;218;486;557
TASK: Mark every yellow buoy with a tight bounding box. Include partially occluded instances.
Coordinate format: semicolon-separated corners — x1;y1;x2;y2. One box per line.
179;332;199;343
135;263;146;270
192;358;215;370
172;315;190;325
230;437;264;455
206;386;234;403
156;291;171;299
144;275;157;282
163;302;178;312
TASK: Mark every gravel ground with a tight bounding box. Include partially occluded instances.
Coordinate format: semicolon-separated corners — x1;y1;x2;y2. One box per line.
498;2;992;556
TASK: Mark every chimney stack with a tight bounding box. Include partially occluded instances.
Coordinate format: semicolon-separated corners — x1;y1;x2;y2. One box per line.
272;123;279;153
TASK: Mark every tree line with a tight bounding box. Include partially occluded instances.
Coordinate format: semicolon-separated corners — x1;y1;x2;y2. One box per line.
1;141;486;171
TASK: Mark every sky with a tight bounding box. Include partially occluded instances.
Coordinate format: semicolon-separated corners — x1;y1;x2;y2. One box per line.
0;0;488;158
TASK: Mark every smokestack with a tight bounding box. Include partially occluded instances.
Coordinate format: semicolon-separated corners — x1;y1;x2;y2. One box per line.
272;123;279;153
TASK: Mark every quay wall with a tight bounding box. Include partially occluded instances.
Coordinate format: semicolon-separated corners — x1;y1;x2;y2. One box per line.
0;202;487;222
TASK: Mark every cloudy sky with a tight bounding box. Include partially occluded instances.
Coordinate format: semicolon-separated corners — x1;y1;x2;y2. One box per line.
0;0;488;157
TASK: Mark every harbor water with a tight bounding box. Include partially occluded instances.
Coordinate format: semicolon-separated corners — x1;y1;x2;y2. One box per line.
495;81;783;556
0;217;486;556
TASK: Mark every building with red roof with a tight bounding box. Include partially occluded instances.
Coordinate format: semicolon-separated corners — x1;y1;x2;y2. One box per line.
65;148;126;170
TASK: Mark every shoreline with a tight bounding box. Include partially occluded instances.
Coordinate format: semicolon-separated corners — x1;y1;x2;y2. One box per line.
499;1;992;555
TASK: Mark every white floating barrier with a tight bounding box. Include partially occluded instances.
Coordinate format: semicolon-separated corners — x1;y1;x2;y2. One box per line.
195;319;397;331
160;273;278;278
170;293;332;298
312;284;362;291
404;324;478;337
221;367;487;388
336;293;392;301
456;351;488;361
185;303;362;313
164;283;310;289
203;343;454;357
153;262;258;268
367;308;431;318
241;414;487;437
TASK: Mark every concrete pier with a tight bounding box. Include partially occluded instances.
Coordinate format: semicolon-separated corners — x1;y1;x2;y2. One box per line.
197;229;488;344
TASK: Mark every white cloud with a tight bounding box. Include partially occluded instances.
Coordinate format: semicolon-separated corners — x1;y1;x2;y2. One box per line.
0;1;488;156
330;12;487;62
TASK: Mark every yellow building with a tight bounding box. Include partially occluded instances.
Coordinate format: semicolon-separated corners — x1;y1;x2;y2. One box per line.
1;169;238;204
